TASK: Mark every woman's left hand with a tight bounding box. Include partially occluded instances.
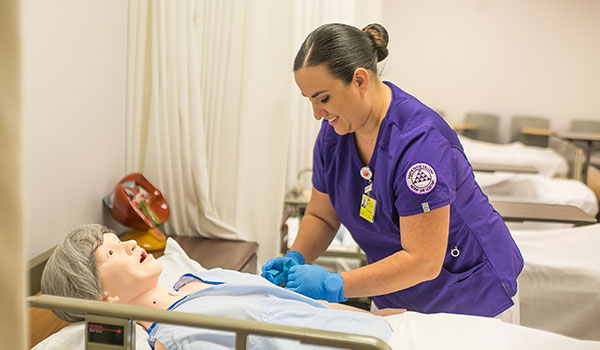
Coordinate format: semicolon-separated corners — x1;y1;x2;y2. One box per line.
284;264;347;303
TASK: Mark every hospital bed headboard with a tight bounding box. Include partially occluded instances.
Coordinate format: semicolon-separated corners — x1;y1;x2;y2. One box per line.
28;247;54;296
587;165;600;201
28;248;70;348
27;295;391;350
548;136;585;180
29;300;70;348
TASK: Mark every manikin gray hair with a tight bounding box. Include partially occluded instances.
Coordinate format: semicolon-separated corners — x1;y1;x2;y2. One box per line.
41;224;111;322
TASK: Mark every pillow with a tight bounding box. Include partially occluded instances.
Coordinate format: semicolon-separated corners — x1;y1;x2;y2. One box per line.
31;323;82;350
157;237;207;288
32;237;205;350
32;322;151;350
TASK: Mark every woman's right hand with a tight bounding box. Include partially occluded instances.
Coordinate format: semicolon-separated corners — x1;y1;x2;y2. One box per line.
261;250;305;286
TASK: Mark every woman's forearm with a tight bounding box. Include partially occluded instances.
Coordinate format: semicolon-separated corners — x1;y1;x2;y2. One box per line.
342;205;449;298
341;250;439;298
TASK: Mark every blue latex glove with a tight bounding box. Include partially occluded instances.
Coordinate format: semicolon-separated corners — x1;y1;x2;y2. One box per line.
261;250;305;286
284;264;347;303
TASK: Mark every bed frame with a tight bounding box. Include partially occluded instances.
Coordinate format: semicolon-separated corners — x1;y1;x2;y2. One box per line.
548;135;586;180
27;294;391;350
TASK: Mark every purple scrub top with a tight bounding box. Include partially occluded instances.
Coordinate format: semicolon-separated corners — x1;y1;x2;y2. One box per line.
312;82;523;317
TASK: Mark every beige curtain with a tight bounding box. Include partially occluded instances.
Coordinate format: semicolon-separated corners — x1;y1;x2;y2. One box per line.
126;0;294;263
127;0;237;240
125;0;380;264
0;0;26;348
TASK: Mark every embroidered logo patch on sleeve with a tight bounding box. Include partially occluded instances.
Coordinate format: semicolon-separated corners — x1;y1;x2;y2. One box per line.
406;162;437;194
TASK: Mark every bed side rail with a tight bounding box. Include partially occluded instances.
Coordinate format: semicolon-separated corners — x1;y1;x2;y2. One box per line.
27;295;391;350
548;135;585;180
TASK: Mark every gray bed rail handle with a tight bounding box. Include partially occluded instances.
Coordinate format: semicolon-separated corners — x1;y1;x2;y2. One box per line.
28;294;391;350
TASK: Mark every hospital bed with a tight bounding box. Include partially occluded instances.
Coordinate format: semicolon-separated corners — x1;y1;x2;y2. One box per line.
511;223;600;341
471;163;539;174
459;135;572;178
490;200;596;226
474;171;599;217
29;295;388;350
30;238;600;350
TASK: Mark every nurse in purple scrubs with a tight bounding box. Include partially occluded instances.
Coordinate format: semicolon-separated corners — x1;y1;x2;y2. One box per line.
262;23;523;321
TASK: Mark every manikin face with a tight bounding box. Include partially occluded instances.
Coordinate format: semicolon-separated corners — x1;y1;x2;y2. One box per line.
294;64;371;135
94;233;162;304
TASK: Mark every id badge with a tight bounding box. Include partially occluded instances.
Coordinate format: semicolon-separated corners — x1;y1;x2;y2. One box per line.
359;194;376;223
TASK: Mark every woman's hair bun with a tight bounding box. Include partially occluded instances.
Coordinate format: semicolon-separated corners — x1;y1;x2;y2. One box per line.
362;23;389;62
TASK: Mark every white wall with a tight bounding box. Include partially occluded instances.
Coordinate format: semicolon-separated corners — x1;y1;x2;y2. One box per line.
381;0;600;142
22;0;128;259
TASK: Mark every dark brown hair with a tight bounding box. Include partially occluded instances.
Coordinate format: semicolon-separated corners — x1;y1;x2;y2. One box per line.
293;23;389;84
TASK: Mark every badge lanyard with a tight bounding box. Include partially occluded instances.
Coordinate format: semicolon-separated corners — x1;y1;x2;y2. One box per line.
359;166;376;223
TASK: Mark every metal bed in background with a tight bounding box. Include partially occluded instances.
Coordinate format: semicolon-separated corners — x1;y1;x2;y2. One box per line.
282;198;366;266
459;135;573;178
553;131;600;182
511;223;600;341
471;163;538;174
474;171;599;218
548;135;586;180
282;168;367;267
490;200;596;226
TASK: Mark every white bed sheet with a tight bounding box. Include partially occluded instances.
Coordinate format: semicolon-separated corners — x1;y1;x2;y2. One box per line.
511;224;600;341
474;171;599;216
386;311;600;350
459;135;569;177
34;237;600;350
